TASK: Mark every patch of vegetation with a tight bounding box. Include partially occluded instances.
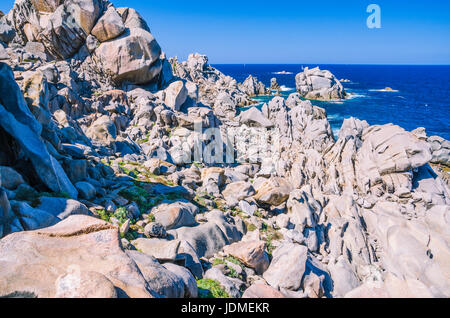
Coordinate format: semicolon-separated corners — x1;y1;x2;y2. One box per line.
147;213;156;222
227;267;242;280
23;58;39;63
225;256;244;268
114;207;130;224
197;279;230;298
212;256;245;279
144;173;174;186
137;138;149;144
119;186;149;210
263;227;284;256
230;208;250;219
212;258;226;266
253;210;264;218
96;209;110;222
118;162;139;177
245;221;257;232
194;192;215;210
123;230;139;241
192;161;203;169
95;206;134;226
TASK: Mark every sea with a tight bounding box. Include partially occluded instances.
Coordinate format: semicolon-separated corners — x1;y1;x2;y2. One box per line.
213;64;450;140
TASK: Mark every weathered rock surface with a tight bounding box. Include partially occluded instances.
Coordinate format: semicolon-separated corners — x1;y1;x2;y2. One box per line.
132;237;203;279
253;177;292;206
223;240;269;274
0;215;156;298
94;27;162;85
0;63;77;199
91;6;125;43
239;75;267;96
151;200;198;230
263;243;308;291
169;210;245;258
242;283;285;298
295;67;346;100
39;0;103;59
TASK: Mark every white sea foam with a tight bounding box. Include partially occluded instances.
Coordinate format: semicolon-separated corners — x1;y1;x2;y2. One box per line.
332;128;341;137
328;100;344;104
369;89;400;92
328;114;345;121
272;71;294;75
346;93;367;100
280;85;294;91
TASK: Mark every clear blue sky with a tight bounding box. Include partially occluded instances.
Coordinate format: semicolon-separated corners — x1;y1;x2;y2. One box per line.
1;0;450;64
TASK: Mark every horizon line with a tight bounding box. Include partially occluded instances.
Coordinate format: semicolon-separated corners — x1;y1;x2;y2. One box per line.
210;63;450;66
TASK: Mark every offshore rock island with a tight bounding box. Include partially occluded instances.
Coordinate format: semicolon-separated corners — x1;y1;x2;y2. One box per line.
0;0;449;298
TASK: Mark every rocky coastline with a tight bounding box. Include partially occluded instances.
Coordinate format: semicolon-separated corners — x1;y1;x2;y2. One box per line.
0;0;449;298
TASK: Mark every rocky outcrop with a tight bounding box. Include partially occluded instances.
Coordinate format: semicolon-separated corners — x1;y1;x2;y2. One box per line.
223;240;270;274
0;215;156;298
0;63;77;199
38;0;103;59
93;27;162;85
170;53;255;108
239;75;267;96
169;210;245;259
0;20;15;44
91;6;125;43
295;67;346;100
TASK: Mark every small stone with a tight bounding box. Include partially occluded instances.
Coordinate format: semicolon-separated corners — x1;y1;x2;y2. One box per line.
144;222;167;238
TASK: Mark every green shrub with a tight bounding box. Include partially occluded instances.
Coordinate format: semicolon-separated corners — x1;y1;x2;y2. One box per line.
197;279;230;298
114;207;129;224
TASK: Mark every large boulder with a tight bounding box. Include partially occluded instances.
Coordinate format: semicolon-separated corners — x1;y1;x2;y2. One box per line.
238;107;274;128
132;238;203;279
242;283;285;298
0;166;25;190
223;240;270;275
21;72;51;128
164;80;187;111
126;250;186;298
85;115;117;144
295;67;346;100
168;210;245;259
36;196;91;219
31;0;63;13
91;6;125;42
0;20;15;43
117;7;150;31
0;215;157;298
263;243;308;291
150;200;198;230
222;181;256;207
355;124;432;194
253;177;293;206
94;27;162;85
38;0;103;59
239;75;266;96
428;135;450;166
0;63;77;199
213;92;236;121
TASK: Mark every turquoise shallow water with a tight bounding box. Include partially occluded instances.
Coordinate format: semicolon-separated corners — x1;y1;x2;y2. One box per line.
214;64;450;140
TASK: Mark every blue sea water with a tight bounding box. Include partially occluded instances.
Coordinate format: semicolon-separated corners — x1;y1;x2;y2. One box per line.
213;64;450;140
